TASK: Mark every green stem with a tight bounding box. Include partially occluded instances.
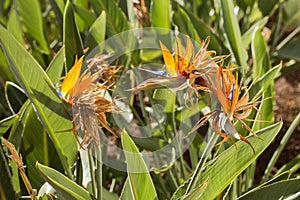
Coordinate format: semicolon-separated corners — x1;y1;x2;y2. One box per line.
185;131;219;194
88;151;96;196
95;144;102;200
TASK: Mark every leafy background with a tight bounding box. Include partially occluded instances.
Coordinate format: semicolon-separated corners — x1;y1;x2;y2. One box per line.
0;0;300;199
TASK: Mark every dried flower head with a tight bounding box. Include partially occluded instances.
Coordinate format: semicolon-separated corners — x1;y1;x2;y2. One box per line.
132;36;226;107
193;66;265;152
59;54;120;147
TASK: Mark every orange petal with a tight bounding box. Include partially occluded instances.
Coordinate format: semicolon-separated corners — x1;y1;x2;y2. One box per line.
159;41;176;76
61;56;84;96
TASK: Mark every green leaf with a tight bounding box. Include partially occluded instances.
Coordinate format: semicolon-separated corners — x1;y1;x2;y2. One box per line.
49;0;65;36
73;3;97;27
151;0;171;34
0;114;18;136
98;0;131;36
121;130;157;200
178;4;227;54
46;46;65;83
7;6;23;44
22;105;64;189
120;178;134;200
182;180;208;200
242;17;268;49
176;122;282;200
16;0;49;54
85;11;106;51
249;63;282;99
0;25;77;177
220;0;248;74
277;38;300;61
238;178;300;200
258;0;278;16
251;27;271;78
173;6;200;42
200;122;282;199
282;0;300;27
153;89;176;113
36;162;93;200
63;0;84;69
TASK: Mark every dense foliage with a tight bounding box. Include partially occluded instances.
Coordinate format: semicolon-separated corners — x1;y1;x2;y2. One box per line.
0;0;300;199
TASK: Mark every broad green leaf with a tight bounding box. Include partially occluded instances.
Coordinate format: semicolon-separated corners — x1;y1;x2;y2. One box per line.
242;17;268;49
176;101;206;121
7;7;23;44
251;27;271;78
121;130;157;200
73;3;97;27
282;0;300;27
249;63;282;99
178;5;227;54
220;0;248;74
49;0;65;35
0;47;15;82
63;0;84;69
120;178;134;200
36;162;93;200
0;114;18;136
151;0;171;34
22;105;63;189
85;11;106;51
16;0;49;54
277;38;300;61
173;6;201;42
238;178;300;200
173;122;282;200
197;122;282;200
97;0;131;36
251;26;274;130
0;25;77;177
153;89;176;113
0;141;16;200
258;0;278;16
46;46;65;83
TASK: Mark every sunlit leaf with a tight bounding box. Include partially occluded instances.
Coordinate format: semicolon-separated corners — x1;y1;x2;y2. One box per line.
16;0;49;54
151;0;171;34
238;178;300;200
121;130;157;200
85;11;106;51
0;25;77;177
36;162;93;200
63;0;84;69
220;0;248;74
0;114;18;136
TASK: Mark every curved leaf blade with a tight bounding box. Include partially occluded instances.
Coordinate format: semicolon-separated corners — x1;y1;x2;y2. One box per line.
16;0;49;54
238;178;300;200
0;25;77;177
179;122;282;200
63;0;84;69
36;162;93;200
121;130;157;200
220;0;248;74
85;11;106;51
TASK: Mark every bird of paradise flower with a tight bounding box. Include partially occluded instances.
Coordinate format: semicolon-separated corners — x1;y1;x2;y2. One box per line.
132;36;226;98
193;66;265;152
58;54;120;147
